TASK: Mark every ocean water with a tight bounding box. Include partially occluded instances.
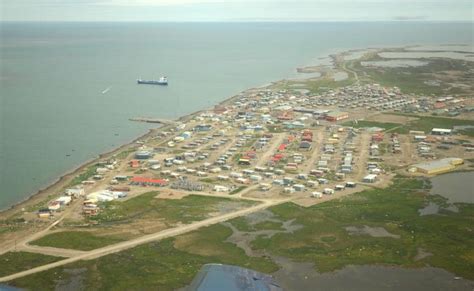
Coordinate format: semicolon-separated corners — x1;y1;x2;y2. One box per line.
0;22;472;210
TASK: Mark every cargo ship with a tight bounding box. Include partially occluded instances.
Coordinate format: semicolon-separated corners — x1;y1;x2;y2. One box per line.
137;76;168;85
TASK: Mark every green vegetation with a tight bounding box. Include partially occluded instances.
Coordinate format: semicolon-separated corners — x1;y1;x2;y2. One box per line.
115;148;135;160
253;221;284;231
343;120;404;132
229;217;284;232
345;116;474;136
353;56;470;95
250;177;474;279
31;231;125;251
90;192;255;225
199;178;219;184
229;216;254;232
68;164;99;187
399;114;474;136
0;251;61;277
274;73;356;94
10;225;277;291
230;186;247;195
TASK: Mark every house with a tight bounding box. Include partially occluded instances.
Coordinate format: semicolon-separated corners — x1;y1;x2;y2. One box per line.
48;201;61;211
56;196;72;206
431;128;452;135
193;124;212;132
130;177;168;187
299;141;312;150
323;188;335;195
363;174;377;183
259;183;272;191
130;160;140;168
38;209;51;218
325;111;349;122
214;185;229;192
135;151;152;160
346;181;357;188
293;184;305;191
65;187;84;197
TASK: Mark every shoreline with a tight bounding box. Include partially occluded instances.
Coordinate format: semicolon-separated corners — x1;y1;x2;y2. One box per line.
3;42;471;218
0;128;158;217
0;83;261;218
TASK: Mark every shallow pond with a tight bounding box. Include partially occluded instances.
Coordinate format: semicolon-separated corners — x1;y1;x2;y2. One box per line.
361;59;428;68
378;51;474;61
430;171;474;204
333;71;348;81
273;258;474;291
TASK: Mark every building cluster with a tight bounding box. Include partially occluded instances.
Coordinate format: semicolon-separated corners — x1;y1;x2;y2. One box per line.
35;81;472;219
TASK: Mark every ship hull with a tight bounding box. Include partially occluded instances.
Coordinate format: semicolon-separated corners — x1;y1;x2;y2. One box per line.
137;80;168;85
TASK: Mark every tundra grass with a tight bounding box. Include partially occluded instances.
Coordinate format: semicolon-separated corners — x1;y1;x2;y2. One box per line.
0;251;61;277
30;231;125;251
250;177;474;279
345;116;474;136
68;163;100;187
90;192;256;225
9;225;277;291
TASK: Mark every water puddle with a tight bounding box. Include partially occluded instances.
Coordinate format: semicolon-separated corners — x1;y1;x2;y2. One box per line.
333;71;348;81
418;202;440;216
430;172;474;204
345;225;400;238
273;260;474;291
378;51;474;61
361;59;428;68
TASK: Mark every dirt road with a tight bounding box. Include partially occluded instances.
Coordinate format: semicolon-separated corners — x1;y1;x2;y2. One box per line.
0;198;289;283
255;133;286;168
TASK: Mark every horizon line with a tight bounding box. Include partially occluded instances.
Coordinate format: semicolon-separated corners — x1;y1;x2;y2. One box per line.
1;20;473;23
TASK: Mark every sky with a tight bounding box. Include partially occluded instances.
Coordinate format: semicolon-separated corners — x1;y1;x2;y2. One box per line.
1;0;473;22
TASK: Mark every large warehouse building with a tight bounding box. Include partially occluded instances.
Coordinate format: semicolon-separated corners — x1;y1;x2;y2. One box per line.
412;158;464;175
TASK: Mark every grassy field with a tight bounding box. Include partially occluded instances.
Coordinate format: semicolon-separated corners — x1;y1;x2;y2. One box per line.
115;148;135;160
405;115;474;136
0;252;61;277
352;56;470;95
250;176;474;279
9;225;277;291
30;231;125;251
68;163;100;187
229;186;247;195
229;216;284;232
89;192;256;225
345;116;474;136
343;120;404;132
6;177;474;290
271;74;355;94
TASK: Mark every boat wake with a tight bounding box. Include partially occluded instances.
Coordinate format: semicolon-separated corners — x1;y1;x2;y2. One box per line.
102;87;112;94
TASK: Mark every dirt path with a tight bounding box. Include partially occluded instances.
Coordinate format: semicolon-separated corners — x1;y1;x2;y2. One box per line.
0;198;290;283
341;58;360;84
16;244;87;258
255;133;286;168
355;132;371;181
302;130;324;172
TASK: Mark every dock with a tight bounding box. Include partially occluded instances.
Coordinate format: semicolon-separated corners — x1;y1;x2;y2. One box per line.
129;117;176;125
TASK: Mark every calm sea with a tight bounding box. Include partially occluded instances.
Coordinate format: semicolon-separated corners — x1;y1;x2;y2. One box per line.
0;22;472;210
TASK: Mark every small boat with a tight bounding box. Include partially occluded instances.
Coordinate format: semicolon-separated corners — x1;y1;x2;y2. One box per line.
137;76;168;85
102;86;111;94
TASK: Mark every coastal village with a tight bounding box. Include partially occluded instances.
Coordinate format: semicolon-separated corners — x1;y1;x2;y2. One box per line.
1;46;473;288
37;81;473;220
